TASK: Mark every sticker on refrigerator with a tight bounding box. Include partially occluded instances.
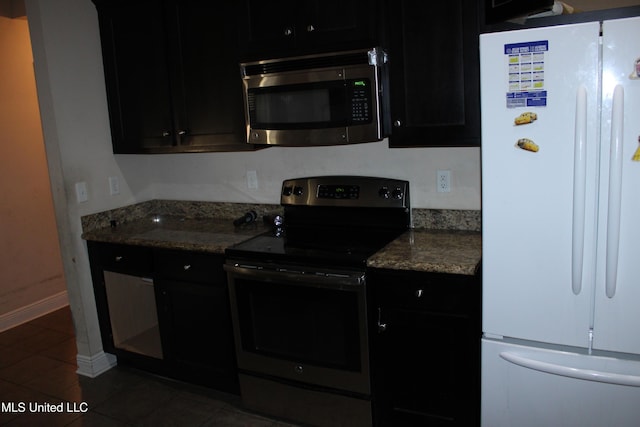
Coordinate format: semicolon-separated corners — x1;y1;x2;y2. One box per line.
505;40;548;108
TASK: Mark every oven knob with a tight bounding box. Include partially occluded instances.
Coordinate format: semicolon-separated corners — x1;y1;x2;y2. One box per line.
282;186;293;196
392;188;404;199
378;187;390;199
293;186;304;196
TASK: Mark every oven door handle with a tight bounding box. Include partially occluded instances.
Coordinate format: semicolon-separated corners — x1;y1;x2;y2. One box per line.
224;263;365;288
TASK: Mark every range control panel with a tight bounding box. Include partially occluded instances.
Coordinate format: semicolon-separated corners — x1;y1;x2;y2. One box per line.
281;176;409;208
317;185;360;199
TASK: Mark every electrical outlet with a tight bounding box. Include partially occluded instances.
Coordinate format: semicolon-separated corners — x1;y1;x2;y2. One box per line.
437;170;451;193
108;176;120;195
247;170;258;189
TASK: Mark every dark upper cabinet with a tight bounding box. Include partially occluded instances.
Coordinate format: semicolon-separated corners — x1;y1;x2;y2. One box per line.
238;0;379;60
93;0;253;153
484;0;554;24
384;0;480;147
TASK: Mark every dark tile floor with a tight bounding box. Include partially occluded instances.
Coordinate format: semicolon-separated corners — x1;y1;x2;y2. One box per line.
0;307;298;426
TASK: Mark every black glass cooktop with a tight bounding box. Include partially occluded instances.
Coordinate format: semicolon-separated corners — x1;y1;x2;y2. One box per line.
225;227;403;268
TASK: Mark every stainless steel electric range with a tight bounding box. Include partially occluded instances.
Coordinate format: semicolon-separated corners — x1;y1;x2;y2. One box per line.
224;176;410;427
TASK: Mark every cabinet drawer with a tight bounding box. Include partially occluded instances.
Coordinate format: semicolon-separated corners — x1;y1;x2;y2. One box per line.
369;270;477;315
89;242;153;276
154;249;225;284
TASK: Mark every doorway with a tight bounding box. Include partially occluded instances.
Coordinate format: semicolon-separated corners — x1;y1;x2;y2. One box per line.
0;8;67;330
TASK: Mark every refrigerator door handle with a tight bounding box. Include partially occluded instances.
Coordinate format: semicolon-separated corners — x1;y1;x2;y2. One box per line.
572;86;588;295
606;85;624;299
499;351;640;387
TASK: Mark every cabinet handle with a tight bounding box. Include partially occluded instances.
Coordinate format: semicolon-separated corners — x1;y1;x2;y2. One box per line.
307;24;315;32
177;129;187;136
415;289;424;298
377;307;387;333
114;256;123;262
284;27;293;36
162;130;171;137
183;264;191;271
393;120;402;127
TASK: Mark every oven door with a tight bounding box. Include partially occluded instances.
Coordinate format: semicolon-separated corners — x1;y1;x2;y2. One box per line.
225;261;371;396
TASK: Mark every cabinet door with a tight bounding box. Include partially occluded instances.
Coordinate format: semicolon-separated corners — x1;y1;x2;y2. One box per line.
167;0;248;150
238;0;378;60
94;0;175;152
386;0;480;147
154;249;239;393
238;0;297;59
93;0;250;153
369;269;481;426
157;278;239;393
375;308;477;426
483;0;553;24
298;0;377;51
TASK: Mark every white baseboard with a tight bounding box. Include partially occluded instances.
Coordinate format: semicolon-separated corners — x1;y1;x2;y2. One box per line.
0;290;69;332
76;351;118;378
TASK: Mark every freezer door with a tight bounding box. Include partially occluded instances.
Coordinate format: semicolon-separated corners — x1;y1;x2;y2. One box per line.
593;16;640;356
481;22;600;347
482;339;640;427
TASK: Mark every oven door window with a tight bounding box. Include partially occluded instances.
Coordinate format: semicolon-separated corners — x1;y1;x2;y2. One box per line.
234;279;362;372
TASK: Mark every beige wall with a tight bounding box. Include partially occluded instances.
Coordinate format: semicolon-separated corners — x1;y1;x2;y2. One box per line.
0;16;65;319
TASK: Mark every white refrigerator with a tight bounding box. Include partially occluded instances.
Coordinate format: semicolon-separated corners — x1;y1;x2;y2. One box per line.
480;16;640;427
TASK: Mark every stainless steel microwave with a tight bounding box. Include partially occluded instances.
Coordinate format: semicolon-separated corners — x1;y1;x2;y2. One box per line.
240;48;387;146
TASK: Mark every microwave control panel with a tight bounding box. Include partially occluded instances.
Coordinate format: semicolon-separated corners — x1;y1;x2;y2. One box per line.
348;79;372;124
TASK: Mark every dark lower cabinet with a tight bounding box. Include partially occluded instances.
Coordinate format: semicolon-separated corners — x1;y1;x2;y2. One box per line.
368;268;481;426
154;249;239;394
87;241;239;394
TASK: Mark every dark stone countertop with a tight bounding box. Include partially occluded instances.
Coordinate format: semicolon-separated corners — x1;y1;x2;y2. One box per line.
81;200;481;274
81;215;271;254
367;229;481;276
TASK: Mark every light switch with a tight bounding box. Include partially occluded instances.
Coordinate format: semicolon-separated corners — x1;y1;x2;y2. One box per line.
247;170;258;189
109;176;120;195
75;182;88;203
